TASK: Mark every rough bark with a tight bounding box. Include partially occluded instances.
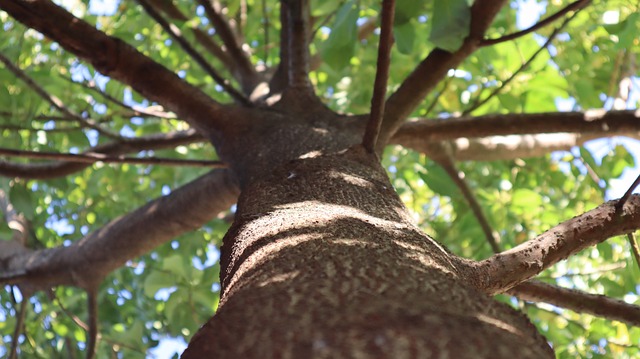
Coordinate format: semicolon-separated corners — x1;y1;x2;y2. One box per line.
183;108;553;357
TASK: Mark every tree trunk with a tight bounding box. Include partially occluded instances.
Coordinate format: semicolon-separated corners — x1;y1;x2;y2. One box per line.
182;142;554;358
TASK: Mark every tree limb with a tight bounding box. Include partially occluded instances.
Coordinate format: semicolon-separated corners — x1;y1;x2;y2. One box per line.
391;110;640;143
0;130;204;179
8;296;27;359
0;0;233;139
508;280;640;327
0;169;239;289
280;0;312;89
85;288;98;359
476;195;640;295
381;0;509;142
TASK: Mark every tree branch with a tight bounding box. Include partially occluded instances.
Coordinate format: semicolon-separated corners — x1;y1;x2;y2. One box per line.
280;0;312;89
85;288;98;359
476;195;640;295
195;0;257;92
391;110;640;143
137;0;250;105
629;233;640;272
381;0;509;142
616;173;640;210
0;0;233;139
8;296;27;359
0;169;239;289
362;0;395;153
508;280;640;327
0;147;224;168
0;130;204;179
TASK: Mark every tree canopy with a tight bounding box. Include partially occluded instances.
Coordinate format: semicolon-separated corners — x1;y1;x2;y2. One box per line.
1;0;640;358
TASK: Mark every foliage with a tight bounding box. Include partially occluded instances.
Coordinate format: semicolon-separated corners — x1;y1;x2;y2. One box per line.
1;0;639;358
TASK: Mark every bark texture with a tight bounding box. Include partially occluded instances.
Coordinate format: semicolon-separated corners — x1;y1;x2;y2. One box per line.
183;113;553;357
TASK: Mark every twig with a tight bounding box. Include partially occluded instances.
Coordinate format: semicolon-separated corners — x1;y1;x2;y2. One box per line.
616;173;640;210
0;147;226;167
480;0;590;46
0;52;122;139
136;0;250;106
434;148;501;253
9;296;27;359
628;233;640;272
60;76;175;119
362;0;395;153
262;0;269;63
464;11;579;115
86;289;98;359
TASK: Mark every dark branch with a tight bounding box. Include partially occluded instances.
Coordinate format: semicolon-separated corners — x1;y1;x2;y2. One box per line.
0;130;204;179
476;195;640;295
362;0;395;154
0;147;225;168
616;173;640;210
509;280;640;327
136;0;250;106
480;0;591;46
628;233;640;272
281;0;311;88
86;289;98;359
9;297;27;359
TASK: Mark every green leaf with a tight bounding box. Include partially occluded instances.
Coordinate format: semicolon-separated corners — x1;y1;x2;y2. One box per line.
511;189;543;208
429;0;470;52
9;184;35;220
321;1;358;70
394;22;416;54
143;270;175;297
419;166;458;198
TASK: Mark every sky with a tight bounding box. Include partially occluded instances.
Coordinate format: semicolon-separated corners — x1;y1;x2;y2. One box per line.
2;0;639;358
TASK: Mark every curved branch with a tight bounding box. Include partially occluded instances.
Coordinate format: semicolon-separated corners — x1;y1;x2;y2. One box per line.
0;169;240;289
476;195;640;295
0;0;234;138
508;280;640;327
381;0;509;141
0;130;204;179
480;0;590;46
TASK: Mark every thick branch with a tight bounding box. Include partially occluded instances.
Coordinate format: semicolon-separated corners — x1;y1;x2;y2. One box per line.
509;280;640;327
0;0;234;139
381;0;508;141
392;110;640;143
0;169;239;289
0;130;204;179
476;195;640;295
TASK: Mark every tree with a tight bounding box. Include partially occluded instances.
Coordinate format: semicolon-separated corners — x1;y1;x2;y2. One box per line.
1;0;639;357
